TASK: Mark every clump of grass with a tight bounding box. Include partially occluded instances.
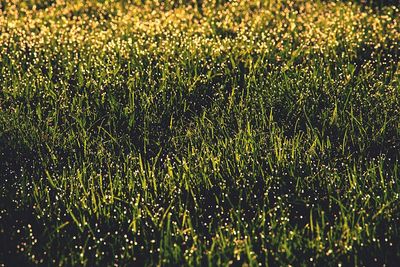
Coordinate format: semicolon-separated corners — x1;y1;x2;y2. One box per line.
0;0;399;266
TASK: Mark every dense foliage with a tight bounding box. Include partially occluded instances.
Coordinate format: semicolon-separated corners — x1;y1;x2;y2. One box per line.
0;0;399;266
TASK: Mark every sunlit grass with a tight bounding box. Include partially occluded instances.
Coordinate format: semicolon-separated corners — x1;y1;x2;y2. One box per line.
0;0;399;266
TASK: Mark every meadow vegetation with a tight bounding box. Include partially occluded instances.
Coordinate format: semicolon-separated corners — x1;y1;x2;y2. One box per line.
0;0;399;265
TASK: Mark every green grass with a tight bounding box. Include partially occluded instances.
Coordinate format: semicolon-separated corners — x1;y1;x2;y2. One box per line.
0;0;399;266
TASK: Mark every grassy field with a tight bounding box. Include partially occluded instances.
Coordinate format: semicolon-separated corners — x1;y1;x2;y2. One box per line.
0;0;399;266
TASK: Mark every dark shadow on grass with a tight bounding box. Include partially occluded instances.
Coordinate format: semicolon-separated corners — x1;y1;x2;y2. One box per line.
0;135;40;266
